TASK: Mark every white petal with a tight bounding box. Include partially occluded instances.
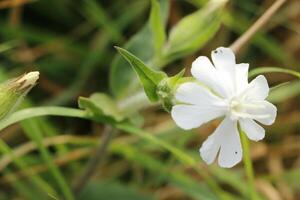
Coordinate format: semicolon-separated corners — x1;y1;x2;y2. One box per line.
175;82;225;107
211;47;236;96
244;75;269;100
239;119;265;141
245;100;277;125
235;63;249;93
199;119;224;164
171;105;225;130
211;47;236;70
191;56;227;97
217;118;242;168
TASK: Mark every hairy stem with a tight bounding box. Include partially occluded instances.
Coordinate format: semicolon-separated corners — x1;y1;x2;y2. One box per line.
230;0;286;53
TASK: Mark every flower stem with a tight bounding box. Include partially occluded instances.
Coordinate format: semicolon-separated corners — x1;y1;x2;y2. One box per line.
239;129;259;200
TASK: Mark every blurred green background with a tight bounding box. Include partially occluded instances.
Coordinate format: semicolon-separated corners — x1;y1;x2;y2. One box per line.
0;0;299;199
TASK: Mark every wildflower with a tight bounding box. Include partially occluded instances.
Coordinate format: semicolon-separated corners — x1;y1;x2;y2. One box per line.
0;71;39;120
171;47;276;168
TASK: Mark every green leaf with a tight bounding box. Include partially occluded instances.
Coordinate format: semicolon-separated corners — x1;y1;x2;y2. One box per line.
115;47;167;102
268;80;300;103
164;0;226;61
150;0;166;55
109;1;169;99
78;93;124;122
249;67;300;78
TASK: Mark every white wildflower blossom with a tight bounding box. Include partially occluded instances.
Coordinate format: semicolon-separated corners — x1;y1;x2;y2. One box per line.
171;47;277;168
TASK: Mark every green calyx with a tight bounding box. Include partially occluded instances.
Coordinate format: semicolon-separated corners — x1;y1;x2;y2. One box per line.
156;69;185;112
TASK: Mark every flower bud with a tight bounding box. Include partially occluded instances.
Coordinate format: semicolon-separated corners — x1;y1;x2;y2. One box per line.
0;71;39;120
156;69;186;112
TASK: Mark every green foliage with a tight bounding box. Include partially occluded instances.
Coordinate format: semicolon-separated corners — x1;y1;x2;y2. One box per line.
156;69;186;111
249;67;300;78
164;0;226;61
150;0;166;56
79;93;124;122
0;0;300;200
110;0;226;100
268;80;300;103
116;47;167;102
110;1;169;99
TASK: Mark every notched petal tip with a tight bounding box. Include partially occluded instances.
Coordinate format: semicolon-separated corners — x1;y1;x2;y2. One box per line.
211;47;236;66
217;119;243;168
261;102;277;125
199;134;220;165
245;75;270;101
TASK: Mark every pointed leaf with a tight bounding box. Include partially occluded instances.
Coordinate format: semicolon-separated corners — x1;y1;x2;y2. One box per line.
109;1;169;99
116;47;167;102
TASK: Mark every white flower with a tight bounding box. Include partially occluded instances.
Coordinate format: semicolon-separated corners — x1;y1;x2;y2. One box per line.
171;47;277;168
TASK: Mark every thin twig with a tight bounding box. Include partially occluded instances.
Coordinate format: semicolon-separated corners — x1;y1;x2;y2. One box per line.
72;125;116;195
230;0;287;53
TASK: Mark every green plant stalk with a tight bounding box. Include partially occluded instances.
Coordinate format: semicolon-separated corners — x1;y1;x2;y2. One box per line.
239;129;259;200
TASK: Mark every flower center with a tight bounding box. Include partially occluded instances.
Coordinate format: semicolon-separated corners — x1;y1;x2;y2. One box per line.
228;98;244;120
230;99;243;112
